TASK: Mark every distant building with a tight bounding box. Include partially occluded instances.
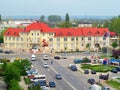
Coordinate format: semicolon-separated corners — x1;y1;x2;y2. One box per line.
3;22;110;53
78;22;93;27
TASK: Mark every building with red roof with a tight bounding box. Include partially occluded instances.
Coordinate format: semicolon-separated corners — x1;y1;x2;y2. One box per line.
4;22;112;52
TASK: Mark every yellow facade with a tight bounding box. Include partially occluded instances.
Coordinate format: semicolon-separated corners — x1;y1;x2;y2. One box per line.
4;30;110;53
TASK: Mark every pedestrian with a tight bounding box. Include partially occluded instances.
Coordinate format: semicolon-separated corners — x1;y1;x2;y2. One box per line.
51;61;53;64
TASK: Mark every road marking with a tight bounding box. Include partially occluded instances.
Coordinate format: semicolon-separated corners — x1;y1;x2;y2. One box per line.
49;66;77;90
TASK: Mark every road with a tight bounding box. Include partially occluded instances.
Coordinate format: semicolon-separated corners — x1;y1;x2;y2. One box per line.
0;52;119;90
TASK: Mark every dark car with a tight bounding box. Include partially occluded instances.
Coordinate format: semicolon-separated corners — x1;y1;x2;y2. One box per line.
49;81;56;87
56;74;62;79
30;80;46;87
74;59;82;64
111;69;118;73
99;74;109;80
0;49;4;53
116;67;120;71
87;78;95;85
70;65;77;71
54;56;61;59
84;69;89;74
91;70;96;74
102;86;110;90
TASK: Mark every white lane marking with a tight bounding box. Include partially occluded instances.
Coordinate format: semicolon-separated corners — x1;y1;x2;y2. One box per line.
49;66;77;90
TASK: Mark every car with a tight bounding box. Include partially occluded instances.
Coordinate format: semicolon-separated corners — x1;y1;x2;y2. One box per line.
41;86;50;90
87;78;95;85
49;81;56;87
70;65;77;71
91;70;96;74
111;69;118;73
54;56;61;59
99;74;109;80
74;59;82;64
68;64;74;69
0;49;4;53
43;63;49;68
102;86;110;90
43;55;49;60
84;69;89;74
55;74;62;79
116;67;120;71
61;55;67;59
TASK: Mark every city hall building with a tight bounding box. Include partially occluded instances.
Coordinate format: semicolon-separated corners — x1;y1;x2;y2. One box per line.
3;22;110;53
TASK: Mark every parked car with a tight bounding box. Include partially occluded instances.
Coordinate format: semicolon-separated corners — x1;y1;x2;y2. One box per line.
68;64;74;69
49;81;56;87
43;63;49;68
99;74;109;80
91;70;96;74
102;86;110;90
43;55;49;60
74;59;82;64
84;69;89;74
41;86;50;90
61;55;67;59
87;78;95;85
55;74;62;79
111;69;118;73
116;67;120;71
70;65;77;71
0;49;4;53
54;56;61;59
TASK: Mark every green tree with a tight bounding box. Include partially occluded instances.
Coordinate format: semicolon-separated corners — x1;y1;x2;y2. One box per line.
86;43;90;50
0;14;1;23
40;15;45;22
60;21;72;28
65;13;70;22
0;28;7;43
9;79;23;90
4;64;20;83
112;41;118;48
48;15;62;22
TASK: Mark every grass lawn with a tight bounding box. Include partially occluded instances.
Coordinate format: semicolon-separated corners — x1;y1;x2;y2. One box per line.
106;80;120;90
81;64;116;72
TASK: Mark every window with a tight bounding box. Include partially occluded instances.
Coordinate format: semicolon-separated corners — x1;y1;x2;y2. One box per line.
64;43;67;47
57;38;60;41
71;37;74;41
49;38;53;41
76;37;78;41
71;43;75;49
9;37;11;40
88;37;91;40
57;44;60;49
21;38;23;41
96;37;99;41
103;37;106;40
32;33;33;36
37;33;39;36
81;37;84;40
81;44;84;46
64;37;67;41
13;37;15;40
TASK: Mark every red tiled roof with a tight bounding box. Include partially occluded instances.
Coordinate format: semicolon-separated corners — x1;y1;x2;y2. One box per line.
4;28;23;36
4;22;110;37
110;31;118;37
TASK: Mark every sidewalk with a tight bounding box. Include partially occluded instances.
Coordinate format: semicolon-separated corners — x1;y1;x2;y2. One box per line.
19;76;28;90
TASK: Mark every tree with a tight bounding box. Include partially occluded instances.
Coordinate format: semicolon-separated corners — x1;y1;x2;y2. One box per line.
65;13;70;22
4;64;20;83
0;14;1;23
40;15;45;22
86;43;90;50
0;28;7;43
48;15;62;22
112;41;118;48
60;21;72;28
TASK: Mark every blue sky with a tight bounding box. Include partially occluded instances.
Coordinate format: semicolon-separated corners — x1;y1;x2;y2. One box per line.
0;0;120;16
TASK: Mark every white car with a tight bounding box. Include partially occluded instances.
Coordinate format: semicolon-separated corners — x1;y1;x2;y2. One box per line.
43;55;49;60
43;63;49;68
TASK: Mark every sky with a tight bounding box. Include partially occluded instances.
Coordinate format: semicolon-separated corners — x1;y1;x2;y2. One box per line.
0;0;120;16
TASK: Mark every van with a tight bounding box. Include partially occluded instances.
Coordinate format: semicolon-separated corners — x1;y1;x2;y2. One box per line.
43;55;49;60
31;54;36;61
